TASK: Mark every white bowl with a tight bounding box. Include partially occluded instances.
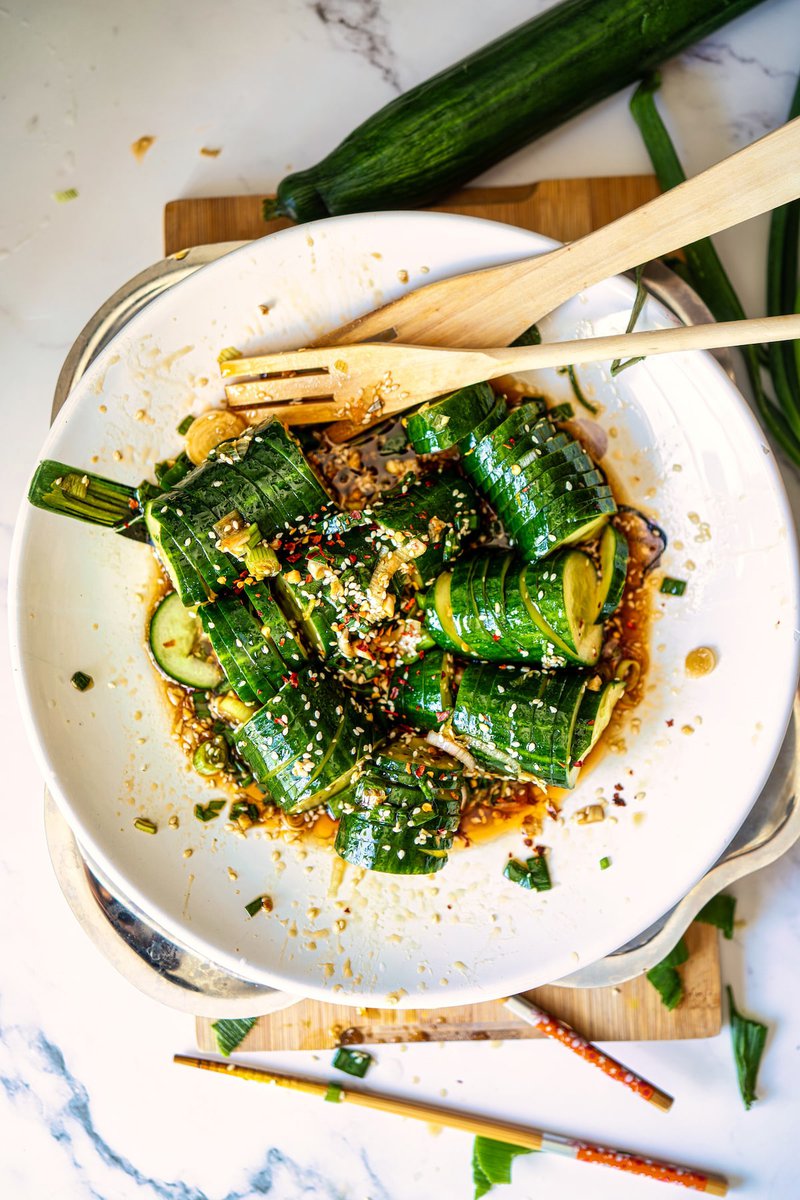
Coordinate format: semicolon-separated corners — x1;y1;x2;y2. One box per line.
10;211;800;1007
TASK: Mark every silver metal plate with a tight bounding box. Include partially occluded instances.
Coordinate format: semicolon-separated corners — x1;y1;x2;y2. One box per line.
44;242;800;1014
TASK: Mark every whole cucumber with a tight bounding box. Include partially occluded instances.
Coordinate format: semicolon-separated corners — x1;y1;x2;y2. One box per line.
265;0;764;223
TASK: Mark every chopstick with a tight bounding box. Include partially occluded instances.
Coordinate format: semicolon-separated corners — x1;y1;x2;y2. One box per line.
174;1055;727;1194
505;995;674;1112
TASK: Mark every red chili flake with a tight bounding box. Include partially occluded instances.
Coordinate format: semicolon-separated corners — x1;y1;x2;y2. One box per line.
614;783;624;791
492;633;501;642
128;497;139;510
414;764;426;778
546;802;558;819
666;718;674;727
572;759;584;767
626;620;637;629
523;837;533;847
612;797;627;807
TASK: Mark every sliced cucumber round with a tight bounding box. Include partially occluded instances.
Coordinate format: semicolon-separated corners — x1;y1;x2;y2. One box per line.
148;592;224;689
595;524;629;620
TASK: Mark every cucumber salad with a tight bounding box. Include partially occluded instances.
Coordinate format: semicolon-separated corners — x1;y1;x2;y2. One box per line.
29;374;643;878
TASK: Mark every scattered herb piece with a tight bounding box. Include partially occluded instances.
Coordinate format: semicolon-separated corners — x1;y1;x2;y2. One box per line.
194;799;226;823
133;817;157;835
53;188;79;203
510;323;541;347
211;1016;257;1057
548;402;574;422
332;1047;373;1078
324;1083;343;1103
696;893;736;940
177;415;195;436
230;799;260;823
245;894;273;917
631;73;800;468
611;264;647;376
646;936;689;1010
557;363;598;414
70;670;93;692
472;1137;534;1199
660;577;687;597
503;853;551;892
599;856;611;870
727;986;768;1110
526;852;552;892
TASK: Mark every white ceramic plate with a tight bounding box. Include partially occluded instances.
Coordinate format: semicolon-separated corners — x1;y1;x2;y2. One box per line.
11;212;800;1007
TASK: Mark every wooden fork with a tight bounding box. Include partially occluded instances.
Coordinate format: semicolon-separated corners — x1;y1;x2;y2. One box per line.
221;312;800;426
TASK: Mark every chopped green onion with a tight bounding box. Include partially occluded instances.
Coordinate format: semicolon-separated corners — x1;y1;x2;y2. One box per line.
53;188;79;203
332;1047;373;1078
192;693;212;721
28;460;139;529
556;364;598;414
211;1016;257;1057
194;798;226;822
510;323;541;347
177;415;195;436
660;577;687;597
245;543;280;580
646;936;688;1010
245;894;273;917
324;1083;343;1103
133;817;157;835
631;73;800;468
193;736;229;777
503;859;533;888
155;452;193;489
599;856;611;870
230;799;260;823
472;1137;534;1199
695;893;736;940
70;670;93;692
503;852;551;892
526;851;552;891
727;986;768;1110
548;402;574;422
610;264;647;376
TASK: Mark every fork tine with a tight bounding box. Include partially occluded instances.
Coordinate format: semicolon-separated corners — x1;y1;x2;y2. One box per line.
220;348;343;381
225;374;333;407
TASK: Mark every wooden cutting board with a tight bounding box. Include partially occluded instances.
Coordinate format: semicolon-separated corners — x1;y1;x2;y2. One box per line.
172;177;721;1047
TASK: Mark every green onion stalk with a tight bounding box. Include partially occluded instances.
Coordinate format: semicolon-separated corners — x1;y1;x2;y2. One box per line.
630;73;800;469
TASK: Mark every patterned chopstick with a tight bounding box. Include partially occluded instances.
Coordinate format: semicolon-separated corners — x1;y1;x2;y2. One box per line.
505;994;674;1111
174;1055;726;1194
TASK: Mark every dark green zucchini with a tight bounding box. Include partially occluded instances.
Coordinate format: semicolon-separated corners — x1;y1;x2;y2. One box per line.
595;524;630;619
424;549;603;666
382;648;454;731
404;383;496;454
234;666;380;812
571;679;627;764
451;662;588;787
145;418;334;606
264;0;762;225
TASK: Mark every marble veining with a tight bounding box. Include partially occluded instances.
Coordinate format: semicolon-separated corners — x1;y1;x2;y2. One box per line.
311;0;401;91
0;1014;394;1199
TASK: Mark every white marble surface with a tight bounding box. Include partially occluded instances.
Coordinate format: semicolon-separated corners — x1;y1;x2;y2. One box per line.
2;0;800;1195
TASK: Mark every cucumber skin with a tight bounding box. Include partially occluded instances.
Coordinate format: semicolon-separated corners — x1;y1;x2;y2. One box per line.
269;0;762;222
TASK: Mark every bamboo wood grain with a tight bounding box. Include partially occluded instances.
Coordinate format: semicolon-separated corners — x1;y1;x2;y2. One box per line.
164;179;722;1048
222;314;800;421
174;1055;728;1194
317;116;800;350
